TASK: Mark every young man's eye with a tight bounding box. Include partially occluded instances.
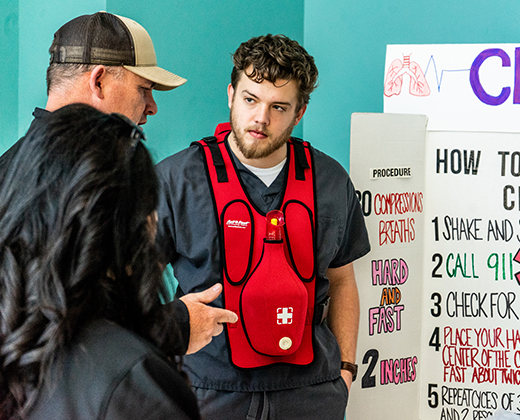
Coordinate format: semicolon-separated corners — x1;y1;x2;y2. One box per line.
274;105;286;112
245;97;255;104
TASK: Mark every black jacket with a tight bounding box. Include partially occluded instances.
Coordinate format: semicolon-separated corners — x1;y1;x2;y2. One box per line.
0;108;191;355
0;108;48;187
27;319;200;420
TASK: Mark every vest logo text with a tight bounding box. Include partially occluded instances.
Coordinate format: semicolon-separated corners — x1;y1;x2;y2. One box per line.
226;220;250;229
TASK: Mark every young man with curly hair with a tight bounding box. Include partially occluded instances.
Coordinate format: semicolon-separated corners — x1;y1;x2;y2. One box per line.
156;34;370;420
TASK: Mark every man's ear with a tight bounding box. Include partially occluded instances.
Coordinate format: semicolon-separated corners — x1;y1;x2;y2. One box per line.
294;104;307;126
89;65;108;100
227;83;234;109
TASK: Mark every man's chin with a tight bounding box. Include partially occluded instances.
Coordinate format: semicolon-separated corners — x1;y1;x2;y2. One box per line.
240;147;262;160
237;138;263;158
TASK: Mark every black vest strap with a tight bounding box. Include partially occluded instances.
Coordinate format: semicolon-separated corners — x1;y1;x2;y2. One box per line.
201;136;228;183
292;139;310;181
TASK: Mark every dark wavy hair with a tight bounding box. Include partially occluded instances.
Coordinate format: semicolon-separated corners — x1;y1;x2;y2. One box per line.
230;34;319;111
0;104;181;419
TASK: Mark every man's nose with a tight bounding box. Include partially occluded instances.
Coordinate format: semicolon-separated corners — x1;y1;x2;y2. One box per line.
254;104;270;125
145;90;158;116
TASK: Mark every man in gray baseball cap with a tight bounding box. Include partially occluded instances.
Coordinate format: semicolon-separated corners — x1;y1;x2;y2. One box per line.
45;11;186;124
0;11;237;360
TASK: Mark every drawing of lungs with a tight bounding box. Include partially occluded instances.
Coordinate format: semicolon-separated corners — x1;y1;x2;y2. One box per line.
384;55;430;97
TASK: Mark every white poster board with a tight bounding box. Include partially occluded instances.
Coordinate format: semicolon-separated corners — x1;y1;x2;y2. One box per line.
419;130;520;420
383;44;520;133
349;43;520;420
348;113;427;420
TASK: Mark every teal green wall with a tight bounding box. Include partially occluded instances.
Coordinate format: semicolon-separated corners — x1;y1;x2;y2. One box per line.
107;0;304;163
303;0;520;169
17;0;106;137
5;1;520;169
2;0;303;164
1;0;18;150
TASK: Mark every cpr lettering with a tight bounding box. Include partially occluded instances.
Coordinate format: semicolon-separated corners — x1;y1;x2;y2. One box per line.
369;258;407;335
436;149;481;175
487;219;514;241
380;356;418;385
355;190;372;217
439;408;470;420
445;253;478;278
446;292;519;319
378;218;415;246
446;292;488;318
371;258;409;285
368;305;404;335
499;153;520;210
441;386;499;410
470;47;520;105
442;217;483;241
498;151;520;177
502;185;520;211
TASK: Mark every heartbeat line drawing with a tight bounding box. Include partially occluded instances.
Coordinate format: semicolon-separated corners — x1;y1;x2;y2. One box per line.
384;54;470;97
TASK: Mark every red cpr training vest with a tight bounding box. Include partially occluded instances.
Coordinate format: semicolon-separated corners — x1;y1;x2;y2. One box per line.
196;123;317;369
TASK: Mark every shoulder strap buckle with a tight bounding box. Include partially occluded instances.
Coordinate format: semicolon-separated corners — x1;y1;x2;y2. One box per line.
291;138;310;181
194;136;228;183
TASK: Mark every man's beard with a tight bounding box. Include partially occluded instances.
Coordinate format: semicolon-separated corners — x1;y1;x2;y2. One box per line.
229;109;295;160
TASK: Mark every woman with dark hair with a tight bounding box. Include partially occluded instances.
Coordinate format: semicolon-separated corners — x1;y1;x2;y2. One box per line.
0;104;200;420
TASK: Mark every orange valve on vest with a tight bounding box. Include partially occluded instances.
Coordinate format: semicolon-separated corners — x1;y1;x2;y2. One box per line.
266;210;284;241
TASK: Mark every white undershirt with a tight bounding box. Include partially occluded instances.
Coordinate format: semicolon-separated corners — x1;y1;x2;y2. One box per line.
242;158;287;187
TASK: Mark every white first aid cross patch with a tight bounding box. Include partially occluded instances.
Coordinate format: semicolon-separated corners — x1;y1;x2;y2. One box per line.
277;307;293;325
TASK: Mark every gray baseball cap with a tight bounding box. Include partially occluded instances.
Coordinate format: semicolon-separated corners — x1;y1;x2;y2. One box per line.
49;12;187;91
